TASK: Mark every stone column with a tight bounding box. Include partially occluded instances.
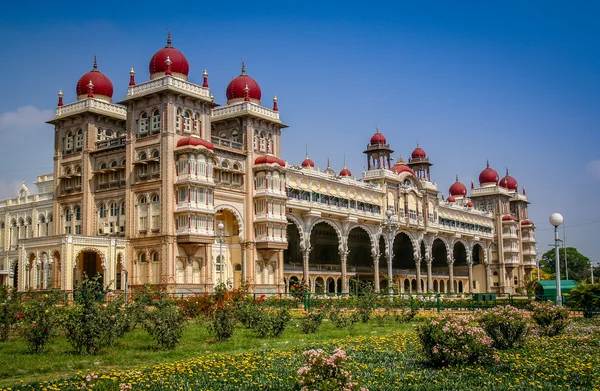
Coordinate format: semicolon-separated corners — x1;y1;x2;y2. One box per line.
415;257;422;293
373;253;380;292
426;258;433;292
205;244;213;284
484;249;491;291
467;262;474;293
302;246;310;288
447;255;455;293
340;250;348;293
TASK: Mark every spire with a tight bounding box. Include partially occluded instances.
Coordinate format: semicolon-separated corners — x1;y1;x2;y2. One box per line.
506;167;509;176
244;84;250;102
165;56;172;76
273;95;278;111
456;174;459;182
87;80;94;98
93;55;98;71
166;30;172;47
327;158;331;169
486;159;490;168
523;187;526;195
202;70;209;88
471;180;474;189
57;90;63;107
129;68;136;86
241;59;246;75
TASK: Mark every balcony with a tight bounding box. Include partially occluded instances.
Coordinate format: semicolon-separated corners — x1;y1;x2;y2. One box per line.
211;136;243;151
96;136;126;151
503;246;520;254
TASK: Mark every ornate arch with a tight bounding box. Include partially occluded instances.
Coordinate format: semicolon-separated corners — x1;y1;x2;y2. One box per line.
215;203;245;240
307;218;343;249
73;247;106;268
345;223;377;252
396;229;420;259
286;214;305;238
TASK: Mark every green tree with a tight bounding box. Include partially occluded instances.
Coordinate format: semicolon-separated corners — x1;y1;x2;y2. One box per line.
540;247;590;282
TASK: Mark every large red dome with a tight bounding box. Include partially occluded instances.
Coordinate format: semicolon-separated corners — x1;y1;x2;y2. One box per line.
176;136;214;150
479;161;499;185
149;33;189;80
301;154;315;168
391;157;414;175
76;57;114;102
370;129;386;145
339;165;352;177
499;169;518;191
226;62;262;104
255;155;285;167
449;176;467;196
411;144;427;159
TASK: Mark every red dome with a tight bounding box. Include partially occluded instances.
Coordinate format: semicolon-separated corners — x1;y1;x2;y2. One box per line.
76;57;114;102
339;165;352;177
499;169;518;191
149;33;189;80
479;161;499;185
226;62;262;104
466;201;474;208
447;196;456;203
521;219;534;226
176;136;214;150
255;155;285;167
301;154;315;168
411;144;427;159
370;129;386;145
391;157;415;175
502;215;516;221
449;176;467;197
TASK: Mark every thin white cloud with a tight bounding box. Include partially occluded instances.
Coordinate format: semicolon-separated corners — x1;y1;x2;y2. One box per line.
0;106;53;129
0;179;25;200
587;160;600;180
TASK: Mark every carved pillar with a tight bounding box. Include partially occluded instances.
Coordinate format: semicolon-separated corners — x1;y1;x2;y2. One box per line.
241;243;247;283
373;253;380;292
205;244;213;284
277;250;284;294
340;250;348;294
447;255;455;293
426;257;433;292
301;247;310;290
415;257;422;293
467;262;474;293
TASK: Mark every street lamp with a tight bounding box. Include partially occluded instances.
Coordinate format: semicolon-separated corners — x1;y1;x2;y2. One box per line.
218;221;225;286
385;207;395;302
536;247;540;282
549;213;563;306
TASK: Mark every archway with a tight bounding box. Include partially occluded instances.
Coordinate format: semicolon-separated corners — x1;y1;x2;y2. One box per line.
284;219;302;269
314;277;325;294
12;261;18;289
440;279;446;293
214;209;241;286
392;232;414;270
433;280;438;292
309;222;340;267
472;243;485;292
74;250;104;287
378;236;389;287
347;226;373;283
431;238;448;272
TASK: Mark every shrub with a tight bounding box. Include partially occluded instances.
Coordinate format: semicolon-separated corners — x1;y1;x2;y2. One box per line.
328;302;359;329
394;307;416;323
354;283;376;323
234;296;261;328
299;309;325;334
176;294;213;318
566;283;600;318
207;303;236;341
20;294;58;353
477;305;531;349
416;313;498;366
0;286;20;342
530;301;571;337
254;307;291;338
297;348;368;391
143;300;187;349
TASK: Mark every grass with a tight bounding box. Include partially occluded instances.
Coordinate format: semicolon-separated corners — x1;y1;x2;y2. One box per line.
0;317;411;388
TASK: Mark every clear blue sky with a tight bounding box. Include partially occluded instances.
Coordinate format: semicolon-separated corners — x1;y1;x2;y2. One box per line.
0;1;599;264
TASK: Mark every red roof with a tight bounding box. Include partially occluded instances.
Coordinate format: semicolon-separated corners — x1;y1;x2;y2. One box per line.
447;196;456;202
339;166;352;177
176;136;214;150
255;155;285;167
391;157;414;175
449;177;467;196
370;129;386;145
76;57;113;101
226;62;262;104
301;155;315;168
411;144;426;159
521;219;534;226
466;201;474;207
499;169;518;191
479;161;499;185
149;33;189;80
502;215;517;221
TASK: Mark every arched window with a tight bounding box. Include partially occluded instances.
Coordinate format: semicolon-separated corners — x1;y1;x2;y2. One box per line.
139;152;147;161
75;129;84;150
151;109;161;132
253;130;259;150
110;202;118;217
65;131;74;151
151;194;159;203
231;129;240;142
64;208;72;222
152;150;159;159
175;108;183;132
139;252;147;263
99;162;107;170
152;252;159;262
105;130;113;138
139;196;147;204
139;112;148;135
74;206;81;221
183;111;192;133
259;132;266;152
120;202;126;215
110;160;118;168
121;159;126;166
99;204;107;218
194;113;201;136
97;128;103;141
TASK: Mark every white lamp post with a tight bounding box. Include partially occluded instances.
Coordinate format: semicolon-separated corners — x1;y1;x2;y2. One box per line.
218;221;225;286
591;262;595;284
536;247;540;281
549;213;563;306
385;207;394;302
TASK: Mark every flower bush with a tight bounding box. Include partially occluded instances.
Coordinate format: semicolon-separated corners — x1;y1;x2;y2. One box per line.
416;313;498;366
299;308;325;334
234;296;261;328
476;305;531;349
530;300;571;337
254;307;291;338
19;294;57;353
328;302;359;329
297;348;368;391
143;299;187;349
0;286;19;342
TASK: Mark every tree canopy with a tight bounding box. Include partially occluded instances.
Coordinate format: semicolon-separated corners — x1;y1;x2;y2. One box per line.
540;247;591;282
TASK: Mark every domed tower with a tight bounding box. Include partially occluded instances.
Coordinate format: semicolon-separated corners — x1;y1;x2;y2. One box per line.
225;61;262;105
47;56;126;244
407;143;433;181
148;32;190;80
449;175;467;199
479;160;499;187
363;128;394;170
390;156;415;175
499;168;518;191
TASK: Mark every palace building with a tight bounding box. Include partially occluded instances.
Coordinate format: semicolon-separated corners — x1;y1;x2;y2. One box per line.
0;34;537;295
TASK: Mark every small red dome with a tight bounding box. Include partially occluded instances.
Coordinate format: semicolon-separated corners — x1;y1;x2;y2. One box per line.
301;154;315;168
149;33;189;80
449;176;467;197
479;161;499;185
466;201;474;208
502;215;516;221
176;136;214;150
370;129;386;145
447;196;456;203
499;169;518;190
76;57;114;102
339;165;352;177
226;62;262;104
521;219;534;226
411;144;427;159
391;157;415;175
255;155;285;167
